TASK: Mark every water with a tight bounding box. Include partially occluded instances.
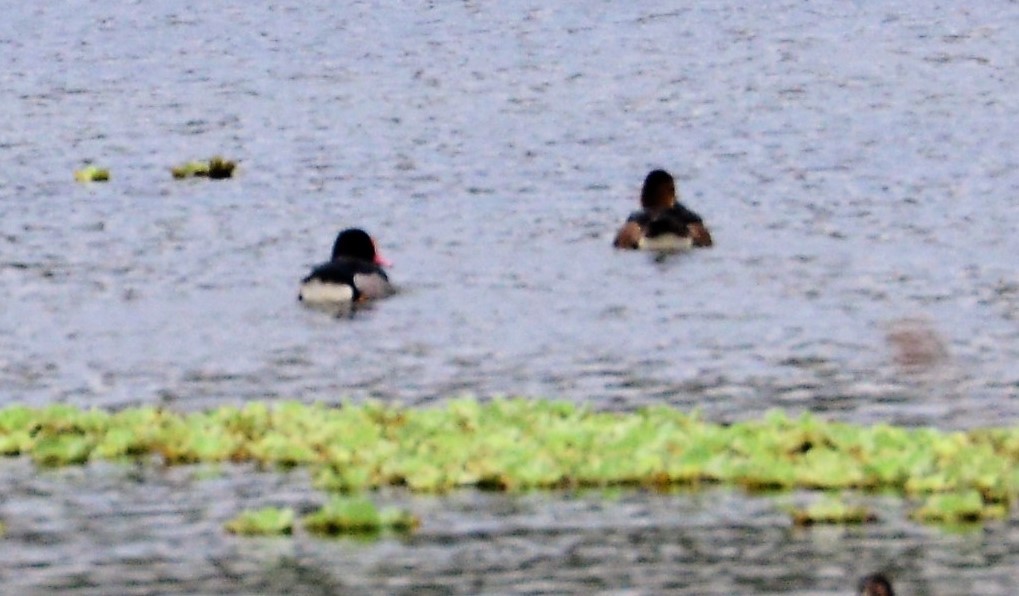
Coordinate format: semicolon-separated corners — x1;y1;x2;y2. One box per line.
1;1;1018;593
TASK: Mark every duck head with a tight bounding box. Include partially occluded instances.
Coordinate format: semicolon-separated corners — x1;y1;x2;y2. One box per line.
331;228;391;266
640;169;678;215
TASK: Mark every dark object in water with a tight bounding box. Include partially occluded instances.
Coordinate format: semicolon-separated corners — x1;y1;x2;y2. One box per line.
858;573;894;596
171;156;237;179
206;156;236;179
886;317;948;370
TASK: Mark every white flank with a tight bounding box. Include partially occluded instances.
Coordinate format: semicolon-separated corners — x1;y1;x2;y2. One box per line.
352;273;393;300
298;279;355;304
638;233;694;252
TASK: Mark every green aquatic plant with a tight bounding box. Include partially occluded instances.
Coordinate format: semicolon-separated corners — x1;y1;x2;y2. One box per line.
0;431;32;456
0;399;1017;526
171;156;236;179
74;165;110;182
206;156;236;179
93;407;162;459
910;491;1008;524
225;507;295;536
0;405;36;433
155;412;243;464
31;434;94;467
303;496;418;537
171;161;206;178
789;496;877;526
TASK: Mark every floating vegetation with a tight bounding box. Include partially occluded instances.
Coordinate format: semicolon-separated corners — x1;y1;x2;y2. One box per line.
303;497;418;537
225;507;295;536
790;496;877;526
73;165;110;182
170;161;205;179
171;156;236;179
910;490;1008;524
0;399;1017;525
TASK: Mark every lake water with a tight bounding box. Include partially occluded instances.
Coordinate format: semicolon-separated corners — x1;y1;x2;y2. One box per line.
1;0;1018;593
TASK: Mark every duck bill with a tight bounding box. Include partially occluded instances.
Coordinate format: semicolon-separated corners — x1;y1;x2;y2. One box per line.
370;237;392;267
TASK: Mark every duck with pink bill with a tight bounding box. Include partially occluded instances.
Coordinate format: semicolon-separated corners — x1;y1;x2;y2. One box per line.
298;228;394;306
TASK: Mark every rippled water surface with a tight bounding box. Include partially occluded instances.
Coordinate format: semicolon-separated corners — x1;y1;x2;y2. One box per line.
2;1;1018;593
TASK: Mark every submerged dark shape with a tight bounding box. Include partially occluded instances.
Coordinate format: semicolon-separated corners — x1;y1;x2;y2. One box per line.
886;317;948;370
858;573;894;596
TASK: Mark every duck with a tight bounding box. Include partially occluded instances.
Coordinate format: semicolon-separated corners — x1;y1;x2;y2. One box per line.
613;169;713;251
298;228;393;306
858;573;895;596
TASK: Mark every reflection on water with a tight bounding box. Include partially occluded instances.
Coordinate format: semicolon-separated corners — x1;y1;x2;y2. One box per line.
3;462;1018;595
1;0;1018;593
